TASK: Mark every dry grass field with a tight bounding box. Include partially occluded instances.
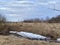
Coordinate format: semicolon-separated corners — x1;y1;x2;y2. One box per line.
0;23;60;45
7;23;60;39
0;35;60;45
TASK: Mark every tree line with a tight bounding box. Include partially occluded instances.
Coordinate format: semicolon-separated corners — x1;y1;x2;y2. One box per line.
0;14;60;23
23;15;60;23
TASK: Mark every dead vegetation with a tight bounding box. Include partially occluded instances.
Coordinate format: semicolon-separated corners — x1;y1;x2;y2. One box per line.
4;23;60;40
0;23;60;45
0;35;60;45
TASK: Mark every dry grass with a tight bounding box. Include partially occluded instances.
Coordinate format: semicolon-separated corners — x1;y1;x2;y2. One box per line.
7;23;60;39
0;23;60;45
0;23;10;35
0;35;60;45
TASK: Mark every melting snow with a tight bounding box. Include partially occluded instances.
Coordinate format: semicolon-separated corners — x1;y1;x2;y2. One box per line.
9;31;17;34
16;31;47;40
57;38;60;42
9;31;50;40
9;31;60;42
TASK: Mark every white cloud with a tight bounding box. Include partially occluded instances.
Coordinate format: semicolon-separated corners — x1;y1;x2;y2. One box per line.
6;14;18;17
1;1;35;7
38;3;48;5
48;1;56;4
0;7;16;12
0;1;35;12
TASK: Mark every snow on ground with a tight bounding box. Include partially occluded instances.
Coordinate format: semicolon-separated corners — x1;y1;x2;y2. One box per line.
9;31;60;43
9;31;50;40
16;31;47;40
9;31;17;34
57;38;60;42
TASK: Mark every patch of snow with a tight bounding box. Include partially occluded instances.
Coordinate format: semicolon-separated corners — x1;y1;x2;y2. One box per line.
16;31;47;40
9;31;50;40
9;31;17;34
57;38;60;42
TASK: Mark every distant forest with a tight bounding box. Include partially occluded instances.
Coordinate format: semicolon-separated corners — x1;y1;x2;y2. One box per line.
23;15;60;23
0;14;60;23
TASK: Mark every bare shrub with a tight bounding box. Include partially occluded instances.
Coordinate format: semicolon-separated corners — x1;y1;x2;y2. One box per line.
0;14;10;35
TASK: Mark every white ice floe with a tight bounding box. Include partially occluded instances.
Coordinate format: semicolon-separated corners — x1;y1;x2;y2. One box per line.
57;38;60;42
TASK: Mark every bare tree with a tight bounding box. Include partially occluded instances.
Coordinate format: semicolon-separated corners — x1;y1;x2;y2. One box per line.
0;14;6;23
47;15;60;23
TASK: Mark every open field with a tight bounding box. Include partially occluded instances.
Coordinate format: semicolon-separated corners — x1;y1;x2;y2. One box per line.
7;23;60;39
0;23;60;45
0;35;60;45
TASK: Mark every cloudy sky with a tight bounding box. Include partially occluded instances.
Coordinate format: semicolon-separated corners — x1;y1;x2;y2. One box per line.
0;0;60;22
